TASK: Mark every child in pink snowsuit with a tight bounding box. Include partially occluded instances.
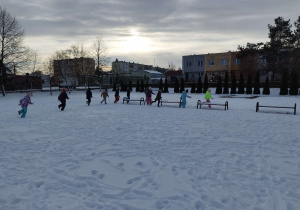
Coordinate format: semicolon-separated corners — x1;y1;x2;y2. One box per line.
145;87;155;105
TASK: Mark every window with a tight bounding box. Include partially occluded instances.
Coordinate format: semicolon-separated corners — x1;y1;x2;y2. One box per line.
208;60;214;66
234;58;240;64
198;60;203;66
186;61;192;67
221;59;227;65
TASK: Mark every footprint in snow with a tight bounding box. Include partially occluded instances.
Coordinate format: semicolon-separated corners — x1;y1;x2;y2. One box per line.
91;170;97;175
172;166;179;176
127;176;141;184
98;174;105;179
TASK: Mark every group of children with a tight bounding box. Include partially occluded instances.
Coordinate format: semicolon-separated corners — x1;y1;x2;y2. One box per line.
17;87;213;118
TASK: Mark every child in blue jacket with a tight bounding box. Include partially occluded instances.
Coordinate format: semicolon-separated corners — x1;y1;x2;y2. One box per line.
18;92;33;118
180;89;191;108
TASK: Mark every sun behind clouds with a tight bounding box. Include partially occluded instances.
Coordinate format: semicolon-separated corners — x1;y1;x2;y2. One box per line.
121;30;153;52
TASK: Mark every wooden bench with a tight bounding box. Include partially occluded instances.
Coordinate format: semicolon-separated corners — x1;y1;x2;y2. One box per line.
197;100;228;110
256;102;296;115
160;98;182;108
123;97;145;105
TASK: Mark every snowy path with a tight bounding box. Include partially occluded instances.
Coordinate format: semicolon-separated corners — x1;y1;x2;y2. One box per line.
0;89;299;210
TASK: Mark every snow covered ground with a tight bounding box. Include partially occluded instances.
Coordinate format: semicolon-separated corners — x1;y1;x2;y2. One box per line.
0;88;299;210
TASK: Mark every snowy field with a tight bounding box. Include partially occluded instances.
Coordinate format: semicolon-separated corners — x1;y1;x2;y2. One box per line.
0;88;299;210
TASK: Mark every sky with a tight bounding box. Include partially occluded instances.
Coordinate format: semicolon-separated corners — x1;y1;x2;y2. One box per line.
1;0;300;70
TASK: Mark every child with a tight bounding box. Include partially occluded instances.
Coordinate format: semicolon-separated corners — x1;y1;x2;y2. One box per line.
86;88;93;105
204;88;213;108
114;87;120;103
180;89;191;108
152;89;162;107
145;87;155;105
126;87;130;104
58;88;69;111
18;92;33;118
101;88;109;104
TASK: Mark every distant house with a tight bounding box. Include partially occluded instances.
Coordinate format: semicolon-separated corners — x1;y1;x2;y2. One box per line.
14;73;42;90
165;70;183;83
143;70;164;84
54;57;95;86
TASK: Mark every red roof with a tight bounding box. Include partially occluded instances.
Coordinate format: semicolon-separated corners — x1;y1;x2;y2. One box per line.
165;70;182;76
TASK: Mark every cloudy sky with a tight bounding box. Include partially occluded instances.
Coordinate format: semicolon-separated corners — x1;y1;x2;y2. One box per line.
1;0;300;70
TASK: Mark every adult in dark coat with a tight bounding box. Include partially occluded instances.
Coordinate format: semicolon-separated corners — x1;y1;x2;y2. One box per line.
58;88;69;111
86;88;93;105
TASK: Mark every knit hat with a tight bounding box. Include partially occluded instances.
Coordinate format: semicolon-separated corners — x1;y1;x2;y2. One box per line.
62;88;66;92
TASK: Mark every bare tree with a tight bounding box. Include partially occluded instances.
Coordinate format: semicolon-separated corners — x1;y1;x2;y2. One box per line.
90;36;109;83
66;44;94;86
0;6;26;79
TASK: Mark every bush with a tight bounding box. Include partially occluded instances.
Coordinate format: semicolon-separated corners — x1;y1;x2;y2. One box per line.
163;77;169;93
180;78;185;93
246;74;253;94
263;76;270;95
238;73;245;94
203;74;208;93
196;75;202;93
174;78;179;93
215;76;222;94
289;71;299;95
230;72;237;94
253;71;260;94
279;70;288;95
223;72;229;94
191;83;196;93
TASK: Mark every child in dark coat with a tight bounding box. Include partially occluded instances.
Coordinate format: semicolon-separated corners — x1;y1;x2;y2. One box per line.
58;88;69;111
86;88;93;105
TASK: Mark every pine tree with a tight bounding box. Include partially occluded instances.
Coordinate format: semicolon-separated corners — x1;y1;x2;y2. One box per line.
196;75;202;93
191;83;196;93
140;80;145;92
230;72;237;94
159;78;163;91
136;80;140;92
163;77;169;93
203;74;208;93
223;72;229;94
279;70;289;95
253;71;260;94
113;82;116;91
120;80;124;91
174;77;179;93
129;80;132;91
124;83;127;92
238;73;245;94
180;78;185;93
215;76;222;94
289;71;299;95
263;76;270;95
246;74;253;94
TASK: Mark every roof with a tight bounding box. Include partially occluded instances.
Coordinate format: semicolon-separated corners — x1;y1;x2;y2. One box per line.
165;70;182;76
144;70;163;74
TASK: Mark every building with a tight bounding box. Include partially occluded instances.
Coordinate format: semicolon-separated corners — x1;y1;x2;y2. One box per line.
54;57;95;86
182;54;205;82
144;70;164;84
183;52;247;82
165;70;183;83
112;59;154;74
110;59;168;85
